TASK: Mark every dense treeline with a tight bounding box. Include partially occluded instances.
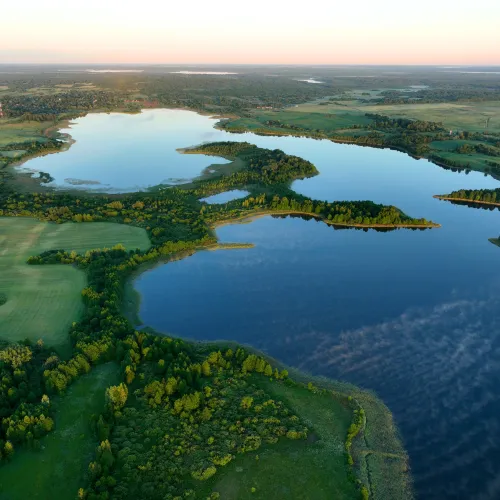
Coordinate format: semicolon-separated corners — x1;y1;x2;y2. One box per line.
0;188;210;245
456;143;500;157
365;113;444;132
221;117;445;157
437;188;500;204
0;340;57;458
428;154;471;170
0;139;63;168
485;160;500;176
244;194;433;226
2;91;123;118
189;141;318;185
377;88;500;105
81;336;306;499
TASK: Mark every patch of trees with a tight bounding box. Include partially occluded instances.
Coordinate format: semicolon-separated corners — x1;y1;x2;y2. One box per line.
0;139;63;168
0;340;58;458
2;91;123;118
365;113;444;132
142;73;334;114
187;142;318;197
456;143;500;157
82;340;301;499
428;154;471;170
264;119;304;131
377;88;500;104
260;195;433;226
485;160;500;176
438;188;500;205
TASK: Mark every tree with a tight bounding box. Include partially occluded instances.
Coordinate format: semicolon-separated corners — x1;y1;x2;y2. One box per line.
106;383;128;412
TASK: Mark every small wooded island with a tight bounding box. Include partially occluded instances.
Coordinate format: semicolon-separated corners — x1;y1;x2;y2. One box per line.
0;140;418;499
434;187;500;208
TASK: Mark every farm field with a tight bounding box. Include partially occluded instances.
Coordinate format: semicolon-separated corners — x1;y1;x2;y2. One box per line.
0;362;120;500
0;218;150;350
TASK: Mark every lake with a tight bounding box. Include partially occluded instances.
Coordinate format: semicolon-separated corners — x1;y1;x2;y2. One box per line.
25;109;500;499
19;109;234;192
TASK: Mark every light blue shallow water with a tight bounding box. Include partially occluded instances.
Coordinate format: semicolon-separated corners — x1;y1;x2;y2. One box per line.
19;109;231;192
200;189;250;204
23;110;500;499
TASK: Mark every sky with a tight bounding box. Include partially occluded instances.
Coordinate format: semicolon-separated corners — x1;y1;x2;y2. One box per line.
2;0;500;65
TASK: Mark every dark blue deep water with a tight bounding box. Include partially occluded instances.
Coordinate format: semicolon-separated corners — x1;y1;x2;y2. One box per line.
114;111;499;500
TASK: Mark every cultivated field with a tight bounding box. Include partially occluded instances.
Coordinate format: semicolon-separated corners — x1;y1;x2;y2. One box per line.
0;218;150;350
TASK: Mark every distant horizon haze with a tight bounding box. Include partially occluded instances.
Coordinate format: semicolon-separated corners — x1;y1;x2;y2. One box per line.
2;0;500;66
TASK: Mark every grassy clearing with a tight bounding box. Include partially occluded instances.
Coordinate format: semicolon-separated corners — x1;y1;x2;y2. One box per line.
0;218;150;349
0;362;120;500
196;376;358;500
295;100;500;133
268;357;412;499
224;109;371;133
429;140;497;172
0;120;52;148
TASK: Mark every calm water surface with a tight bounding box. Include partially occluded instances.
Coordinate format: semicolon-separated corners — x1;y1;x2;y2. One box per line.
200;189;250;204
20;110;233;192
24;110;500;499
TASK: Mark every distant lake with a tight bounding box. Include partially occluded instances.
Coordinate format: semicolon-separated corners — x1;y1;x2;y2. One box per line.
19;110;234;192
23;109;500;499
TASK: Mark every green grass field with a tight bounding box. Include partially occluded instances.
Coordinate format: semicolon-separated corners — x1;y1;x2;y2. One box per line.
196;376;358;499
428;140;500;172
0;218;150;350
0;362;120;500
224;109;371;134
295;100;500;133
0;120;53;148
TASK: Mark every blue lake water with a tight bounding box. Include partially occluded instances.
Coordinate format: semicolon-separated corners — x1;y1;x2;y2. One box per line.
24;110;500;499
200;189;250;204
19;109;233;192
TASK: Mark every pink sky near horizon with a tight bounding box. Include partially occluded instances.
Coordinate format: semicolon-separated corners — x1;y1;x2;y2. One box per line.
2;0;500;65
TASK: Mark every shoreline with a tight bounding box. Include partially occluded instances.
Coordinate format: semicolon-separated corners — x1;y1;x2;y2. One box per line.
433;195;500;208
210;209;441;230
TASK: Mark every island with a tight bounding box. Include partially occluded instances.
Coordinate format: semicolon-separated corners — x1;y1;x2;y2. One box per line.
434;187;500;208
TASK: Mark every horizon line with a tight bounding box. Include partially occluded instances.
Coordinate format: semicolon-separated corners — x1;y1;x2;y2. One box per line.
2;62;500;67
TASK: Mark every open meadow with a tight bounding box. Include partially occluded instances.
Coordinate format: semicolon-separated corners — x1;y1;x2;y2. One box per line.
0;362;120;500
0;218;150;350
294;100;500;133
0;120;52;148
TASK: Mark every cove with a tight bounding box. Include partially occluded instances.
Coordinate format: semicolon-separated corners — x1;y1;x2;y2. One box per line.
128;111;500;500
